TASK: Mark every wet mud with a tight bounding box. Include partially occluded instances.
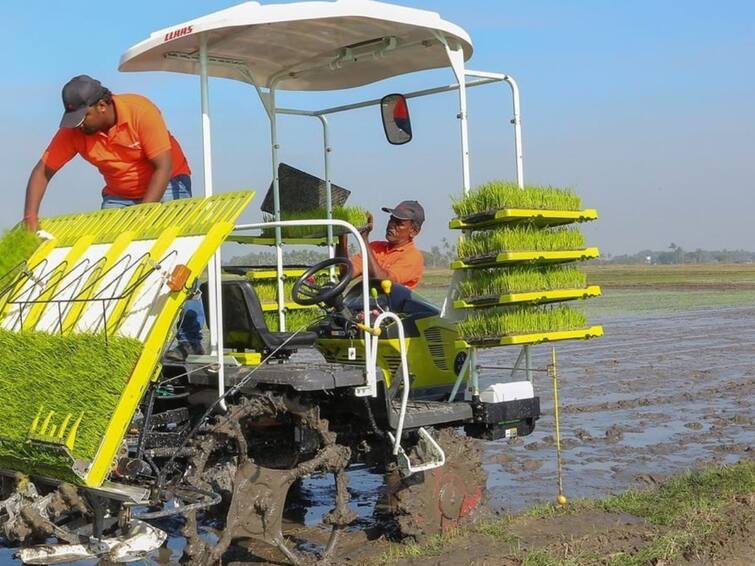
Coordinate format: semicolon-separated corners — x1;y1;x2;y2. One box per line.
2;305;753;565
484;305;755;512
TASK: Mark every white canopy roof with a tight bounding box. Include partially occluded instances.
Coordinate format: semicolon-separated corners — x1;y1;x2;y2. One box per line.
118;0;473;91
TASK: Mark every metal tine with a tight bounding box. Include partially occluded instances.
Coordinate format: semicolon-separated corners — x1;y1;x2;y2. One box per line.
89;251;157;301
71;252;137;300
22;256;102;305
107;249;180;336
0;256;53;306
101;257;157;335
8;257;72;305
59;253;137;335
0;261;33;298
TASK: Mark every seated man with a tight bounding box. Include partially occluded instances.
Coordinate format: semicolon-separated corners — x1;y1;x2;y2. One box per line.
337;200;425;289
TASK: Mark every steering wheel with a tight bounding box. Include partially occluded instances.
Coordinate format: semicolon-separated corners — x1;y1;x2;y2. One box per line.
291;257;354;306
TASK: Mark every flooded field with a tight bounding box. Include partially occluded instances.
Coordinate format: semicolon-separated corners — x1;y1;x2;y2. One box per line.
483;302;755;511
2;264;753;565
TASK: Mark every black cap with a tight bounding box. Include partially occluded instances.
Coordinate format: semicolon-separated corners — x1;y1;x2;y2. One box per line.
382;200;425;228
60;75;106;128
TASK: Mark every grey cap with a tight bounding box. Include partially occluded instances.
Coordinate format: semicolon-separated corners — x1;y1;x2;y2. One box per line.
382;200;425;228
60;75;106;128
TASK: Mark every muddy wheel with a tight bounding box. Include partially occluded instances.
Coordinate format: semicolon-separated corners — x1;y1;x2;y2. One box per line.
0;476;12;500
181;419;245;563
381;427;487;543
180;394;356;565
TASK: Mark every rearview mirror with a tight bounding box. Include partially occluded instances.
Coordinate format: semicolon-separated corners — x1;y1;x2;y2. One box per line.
381;94;412;145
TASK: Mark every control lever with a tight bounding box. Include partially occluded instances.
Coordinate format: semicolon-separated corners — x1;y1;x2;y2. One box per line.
356;322;382;336
380;279;392;311
370;287;384;313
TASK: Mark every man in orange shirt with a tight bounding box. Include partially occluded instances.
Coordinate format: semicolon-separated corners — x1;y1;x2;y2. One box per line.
337;200;425;289
22;75;202;357
23;75;191;228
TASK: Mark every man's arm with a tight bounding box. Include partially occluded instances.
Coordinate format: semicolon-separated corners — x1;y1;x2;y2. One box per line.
140;150;173;203
23;160;57;231
364;244;392;280
336;234;349;259
337;212;374;277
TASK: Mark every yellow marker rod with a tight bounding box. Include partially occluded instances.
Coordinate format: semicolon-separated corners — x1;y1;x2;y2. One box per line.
551;347;567;506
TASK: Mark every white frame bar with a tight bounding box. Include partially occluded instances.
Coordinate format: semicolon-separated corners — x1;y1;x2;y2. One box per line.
275;109;336;259
198;34;226;403
466;69;524;188
194;55;527;401
367;310;410;454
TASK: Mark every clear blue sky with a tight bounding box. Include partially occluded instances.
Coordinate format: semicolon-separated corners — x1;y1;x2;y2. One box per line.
2;0;753;255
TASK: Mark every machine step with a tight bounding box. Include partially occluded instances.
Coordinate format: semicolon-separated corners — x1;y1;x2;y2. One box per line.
387;399;473;430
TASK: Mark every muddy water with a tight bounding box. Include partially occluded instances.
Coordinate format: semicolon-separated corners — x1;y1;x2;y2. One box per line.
484;305;755;511
2;305;753;565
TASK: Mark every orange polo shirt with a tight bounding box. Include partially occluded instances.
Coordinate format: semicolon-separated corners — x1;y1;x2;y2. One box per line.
351;240;424;289
41;93;190;199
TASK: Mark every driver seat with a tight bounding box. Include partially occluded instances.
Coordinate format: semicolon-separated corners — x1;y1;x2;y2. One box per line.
200;280;319;356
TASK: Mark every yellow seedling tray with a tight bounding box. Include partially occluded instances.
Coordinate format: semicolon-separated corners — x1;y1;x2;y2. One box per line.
230;352;262;366
245;268;307;280
456;325;604;349
226;235;335;247
453;285;601;309
451;248;600;269
449;208;598;230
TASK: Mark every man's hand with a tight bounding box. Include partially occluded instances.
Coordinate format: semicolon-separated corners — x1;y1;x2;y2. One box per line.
23;160;56;233
23;215;39;232
359;212;374;241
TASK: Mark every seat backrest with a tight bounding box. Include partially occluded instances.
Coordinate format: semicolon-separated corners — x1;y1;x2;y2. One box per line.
200;281;260;351
200;279;297;353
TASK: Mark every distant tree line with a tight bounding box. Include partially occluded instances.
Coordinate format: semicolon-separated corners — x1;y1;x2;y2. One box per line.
600;243;755;265
227;236;459;268
227;240;754;268
226;249;328;267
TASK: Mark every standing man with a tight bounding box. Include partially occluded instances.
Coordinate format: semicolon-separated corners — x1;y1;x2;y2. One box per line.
24;74;191;225
23;75;203;357
336;200;425;289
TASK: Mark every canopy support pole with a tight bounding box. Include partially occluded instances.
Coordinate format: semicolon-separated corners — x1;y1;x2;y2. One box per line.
259;87;286;331
316;115;335;259
438;33;480;399
199;33;226;403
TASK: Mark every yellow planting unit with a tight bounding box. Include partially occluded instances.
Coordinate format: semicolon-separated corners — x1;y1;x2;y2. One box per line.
0;192;253;487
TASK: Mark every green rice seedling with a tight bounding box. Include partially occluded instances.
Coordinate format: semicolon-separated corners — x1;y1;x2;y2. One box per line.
0;226;42;282
251;272;333;304
0;329;143;480
451;180;582;217
456;305;587;340
458;266;587;297
260;206;369;239
251;279;297;303
264;308;325;332
456;226;585;260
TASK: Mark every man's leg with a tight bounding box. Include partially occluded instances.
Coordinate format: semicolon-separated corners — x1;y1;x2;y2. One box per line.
101;194;140;209
161;176;206;358
160;174;193;203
